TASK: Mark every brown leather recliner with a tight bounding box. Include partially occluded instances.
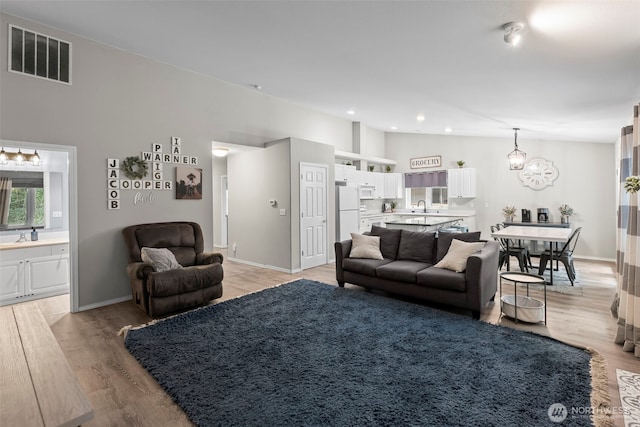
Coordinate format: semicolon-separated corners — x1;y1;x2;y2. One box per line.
122;221;223;317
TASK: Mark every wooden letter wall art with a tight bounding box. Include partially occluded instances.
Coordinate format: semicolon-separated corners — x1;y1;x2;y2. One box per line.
107;137;198;209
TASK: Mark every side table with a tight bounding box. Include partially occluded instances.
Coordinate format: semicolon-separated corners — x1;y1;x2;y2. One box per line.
499;272;547;324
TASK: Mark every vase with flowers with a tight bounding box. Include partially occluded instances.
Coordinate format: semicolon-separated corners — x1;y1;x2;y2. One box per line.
559;204;574;224
502;205;516;222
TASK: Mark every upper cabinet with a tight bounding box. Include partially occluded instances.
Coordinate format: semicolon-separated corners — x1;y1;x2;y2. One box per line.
383;173;403;199
448;168;476;198
335;164;357;182
353;170;403;199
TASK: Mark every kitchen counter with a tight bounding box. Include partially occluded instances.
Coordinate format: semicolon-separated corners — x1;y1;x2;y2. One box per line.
393;210;476;218
385;216;463;232
0;238;69;251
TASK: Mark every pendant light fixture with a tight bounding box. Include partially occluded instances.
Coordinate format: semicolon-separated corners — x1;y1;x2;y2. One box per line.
507;128;526;170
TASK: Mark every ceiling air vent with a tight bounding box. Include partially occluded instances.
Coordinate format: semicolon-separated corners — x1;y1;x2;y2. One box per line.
8;25;71;84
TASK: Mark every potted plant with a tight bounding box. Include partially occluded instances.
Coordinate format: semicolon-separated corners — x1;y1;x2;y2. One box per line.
385;165;392;173
456;160;465;168
502;205;516;222
558;204;574;224
368;165;375;172
390;200;397;212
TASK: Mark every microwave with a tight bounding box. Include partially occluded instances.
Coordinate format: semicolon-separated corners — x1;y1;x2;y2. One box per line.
359;185;376;199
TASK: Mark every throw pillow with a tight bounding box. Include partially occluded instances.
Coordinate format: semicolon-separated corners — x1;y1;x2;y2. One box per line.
141;247;183;272
349;233;384;260
370;225;402;259
434;239;486;273
397;230;436;263
436;231;482;262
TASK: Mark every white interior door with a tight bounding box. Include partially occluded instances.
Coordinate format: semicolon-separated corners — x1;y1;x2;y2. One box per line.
300;163;328;270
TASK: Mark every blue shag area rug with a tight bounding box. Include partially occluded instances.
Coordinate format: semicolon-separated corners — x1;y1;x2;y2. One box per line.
124;279;603;426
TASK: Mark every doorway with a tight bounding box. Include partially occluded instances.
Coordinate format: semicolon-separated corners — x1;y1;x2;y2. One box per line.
220;175;228;248
0;140;78;312
300;162;328;270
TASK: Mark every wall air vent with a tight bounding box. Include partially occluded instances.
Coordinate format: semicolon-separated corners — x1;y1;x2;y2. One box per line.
8;25;71;85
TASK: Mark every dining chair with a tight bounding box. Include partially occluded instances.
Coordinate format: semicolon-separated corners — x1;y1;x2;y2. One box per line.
490;225;507;269
492;224;532;272
537;227;582;285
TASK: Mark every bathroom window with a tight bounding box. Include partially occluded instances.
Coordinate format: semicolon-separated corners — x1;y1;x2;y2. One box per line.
1;172;45;230
8;187;45;228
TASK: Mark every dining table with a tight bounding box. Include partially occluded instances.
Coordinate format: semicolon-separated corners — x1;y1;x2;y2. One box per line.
491;225;572;285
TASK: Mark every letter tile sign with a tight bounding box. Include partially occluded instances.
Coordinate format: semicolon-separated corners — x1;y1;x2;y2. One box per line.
107;136;199;209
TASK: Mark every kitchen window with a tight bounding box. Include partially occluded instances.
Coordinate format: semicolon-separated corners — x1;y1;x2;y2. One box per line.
405;187;448;209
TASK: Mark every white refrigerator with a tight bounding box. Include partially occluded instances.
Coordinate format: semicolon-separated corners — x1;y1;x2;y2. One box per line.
336;185;360;241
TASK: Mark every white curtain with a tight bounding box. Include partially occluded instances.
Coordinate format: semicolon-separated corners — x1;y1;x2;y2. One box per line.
614;104;640;357
0;177;11;226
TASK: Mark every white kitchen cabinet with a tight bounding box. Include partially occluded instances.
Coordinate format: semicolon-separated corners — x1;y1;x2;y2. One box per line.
355;170;374;186
0;243;70;306
335;164;356;182
448;168;476;198
373;172;385;199
383;173;403;199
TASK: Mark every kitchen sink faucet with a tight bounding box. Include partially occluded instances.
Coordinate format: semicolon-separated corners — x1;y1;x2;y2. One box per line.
417;200;426;213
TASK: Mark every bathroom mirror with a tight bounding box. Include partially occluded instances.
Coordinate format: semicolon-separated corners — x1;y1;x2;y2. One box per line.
0;146;68;232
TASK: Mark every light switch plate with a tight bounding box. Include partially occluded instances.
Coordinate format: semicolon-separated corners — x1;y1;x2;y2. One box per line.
280;209;286;216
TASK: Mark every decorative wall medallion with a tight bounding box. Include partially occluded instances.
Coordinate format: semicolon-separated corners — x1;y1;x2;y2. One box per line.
519;158;559;190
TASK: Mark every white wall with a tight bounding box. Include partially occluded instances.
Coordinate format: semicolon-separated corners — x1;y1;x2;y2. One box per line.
0;13;354;308
227;137;335;272
385;133;616;260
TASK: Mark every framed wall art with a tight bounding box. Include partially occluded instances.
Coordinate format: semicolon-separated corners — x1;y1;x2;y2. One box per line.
175;166;202;200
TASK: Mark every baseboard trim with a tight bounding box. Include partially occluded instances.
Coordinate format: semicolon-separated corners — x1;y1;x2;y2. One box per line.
574;255;615;263
228;257;299;274
78;295;131;312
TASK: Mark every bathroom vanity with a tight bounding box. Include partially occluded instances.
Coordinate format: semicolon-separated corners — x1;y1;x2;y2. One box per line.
0;238;70;306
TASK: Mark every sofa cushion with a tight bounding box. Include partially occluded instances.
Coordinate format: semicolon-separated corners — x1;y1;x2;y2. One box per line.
370;225;402;260
343;258;392;276
436;231;482;262
416;267;467;292
397;230;436;263
434;239;486;273
349;233;383;260
376;260;432;283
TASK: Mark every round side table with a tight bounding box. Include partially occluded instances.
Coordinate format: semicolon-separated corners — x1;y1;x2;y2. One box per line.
499;272;547;324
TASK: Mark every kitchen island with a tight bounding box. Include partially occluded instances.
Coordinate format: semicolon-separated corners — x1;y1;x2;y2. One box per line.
385;216;464;232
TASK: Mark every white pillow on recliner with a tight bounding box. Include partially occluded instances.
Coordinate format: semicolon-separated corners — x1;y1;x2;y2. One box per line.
141;247;183;272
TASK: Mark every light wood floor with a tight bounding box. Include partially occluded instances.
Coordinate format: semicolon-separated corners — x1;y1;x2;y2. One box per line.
10;254;640;427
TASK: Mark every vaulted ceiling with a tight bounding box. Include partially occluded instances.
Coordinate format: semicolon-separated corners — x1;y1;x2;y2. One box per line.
2;1;639;143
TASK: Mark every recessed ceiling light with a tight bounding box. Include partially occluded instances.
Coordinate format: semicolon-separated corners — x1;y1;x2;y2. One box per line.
251;84;262;90
347;110;355;115
390;126;397;130
416;114;425;122
444;127;452;133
